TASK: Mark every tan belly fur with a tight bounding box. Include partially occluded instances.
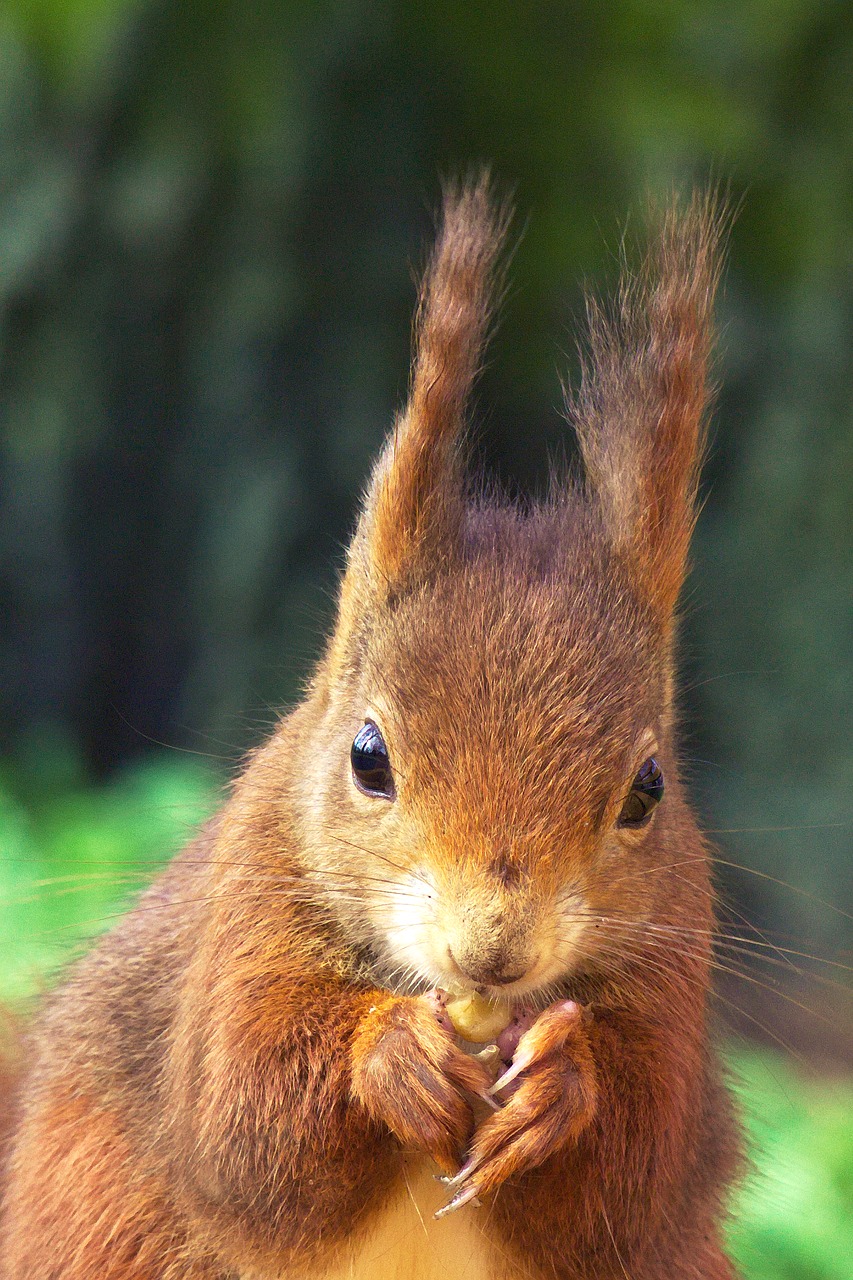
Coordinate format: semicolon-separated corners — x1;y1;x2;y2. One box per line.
254;1156;536;1280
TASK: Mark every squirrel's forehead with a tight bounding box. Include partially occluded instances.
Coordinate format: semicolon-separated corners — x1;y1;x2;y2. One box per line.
370;566;660;731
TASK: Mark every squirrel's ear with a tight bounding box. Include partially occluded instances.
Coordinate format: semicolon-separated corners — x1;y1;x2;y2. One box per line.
568;191;726;629
350;174;509;601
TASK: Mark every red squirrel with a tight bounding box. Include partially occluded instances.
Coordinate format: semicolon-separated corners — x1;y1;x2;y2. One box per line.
0;176;742;1279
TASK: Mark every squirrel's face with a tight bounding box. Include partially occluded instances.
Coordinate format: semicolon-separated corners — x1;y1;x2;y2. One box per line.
293;179;720;1002
302;520;675;1002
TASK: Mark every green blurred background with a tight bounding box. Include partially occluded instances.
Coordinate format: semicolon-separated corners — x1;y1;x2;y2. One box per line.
0;1;851;1274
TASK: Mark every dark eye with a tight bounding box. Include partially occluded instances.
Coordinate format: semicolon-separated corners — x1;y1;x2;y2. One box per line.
618;757;664;828
351;721;395;799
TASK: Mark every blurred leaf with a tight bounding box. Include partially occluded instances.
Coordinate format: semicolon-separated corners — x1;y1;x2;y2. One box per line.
0;748;218;1000
729;1050;853;1279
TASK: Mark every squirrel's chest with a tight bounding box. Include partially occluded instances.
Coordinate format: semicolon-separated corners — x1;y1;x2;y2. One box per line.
256;1156;533;1280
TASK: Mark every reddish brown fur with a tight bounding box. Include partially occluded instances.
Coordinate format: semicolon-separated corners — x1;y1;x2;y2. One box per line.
0;177;742;1278
363;177;510;595
569;190;724;629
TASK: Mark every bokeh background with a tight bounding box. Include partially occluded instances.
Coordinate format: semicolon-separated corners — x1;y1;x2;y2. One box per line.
1;1;851;1275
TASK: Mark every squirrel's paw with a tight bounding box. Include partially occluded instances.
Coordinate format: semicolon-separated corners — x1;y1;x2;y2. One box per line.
350;993;494;1173
435;1000;597;1217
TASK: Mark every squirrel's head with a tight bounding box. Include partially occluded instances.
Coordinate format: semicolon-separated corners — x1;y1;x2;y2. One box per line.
294;176;724;1001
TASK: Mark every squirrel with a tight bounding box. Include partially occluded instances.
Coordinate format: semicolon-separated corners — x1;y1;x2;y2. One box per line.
0;175;742;1279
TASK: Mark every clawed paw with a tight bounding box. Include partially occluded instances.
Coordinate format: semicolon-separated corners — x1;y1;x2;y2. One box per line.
436;1000;597;1217
350;993;494;1172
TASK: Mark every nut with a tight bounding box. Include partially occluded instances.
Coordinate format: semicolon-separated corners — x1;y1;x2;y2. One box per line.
445;992;513;1043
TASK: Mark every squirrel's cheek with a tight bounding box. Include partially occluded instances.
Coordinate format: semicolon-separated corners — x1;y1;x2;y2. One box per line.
370;872;442;977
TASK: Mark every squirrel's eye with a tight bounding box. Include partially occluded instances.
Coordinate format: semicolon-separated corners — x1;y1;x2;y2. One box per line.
351;721;395;799
618;757;664;828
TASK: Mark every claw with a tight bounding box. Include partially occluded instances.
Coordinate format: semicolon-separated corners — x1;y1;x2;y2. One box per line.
434;1182;481;1219
423;988;455;1034
475;1088;501;1111
471;1045;502;1106
488;1045;535;1094
440;1154;480;1193
472;1044;501;1069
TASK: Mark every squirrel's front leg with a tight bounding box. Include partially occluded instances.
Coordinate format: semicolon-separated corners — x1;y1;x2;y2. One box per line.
351;988;496;1171
170;975;490;1271
437;1001;709;1278
436;1000;598;1216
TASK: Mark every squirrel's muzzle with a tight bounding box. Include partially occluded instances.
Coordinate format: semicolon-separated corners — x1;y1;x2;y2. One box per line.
448;946;529;988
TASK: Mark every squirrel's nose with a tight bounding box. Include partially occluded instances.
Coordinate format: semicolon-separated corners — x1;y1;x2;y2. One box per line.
448;948;528;987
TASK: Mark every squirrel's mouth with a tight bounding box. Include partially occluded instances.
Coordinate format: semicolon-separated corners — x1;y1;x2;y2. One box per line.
445;945;532;992
440;944;566;1004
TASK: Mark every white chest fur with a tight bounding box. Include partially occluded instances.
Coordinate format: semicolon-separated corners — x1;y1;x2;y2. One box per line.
254;1156;536;1280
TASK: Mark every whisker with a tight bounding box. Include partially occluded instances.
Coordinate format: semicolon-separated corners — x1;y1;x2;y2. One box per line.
326;834;433;890
35;879;428;938
704;822;849;835
710;856;853;925
665;865;825;988
557;907;852;973
588;933;828;1078
584;922;843;1034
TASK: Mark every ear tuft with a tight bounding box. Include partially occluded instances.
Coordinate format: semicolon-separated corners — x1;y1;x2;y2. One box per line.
567;189;728;626
361;172;511;594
